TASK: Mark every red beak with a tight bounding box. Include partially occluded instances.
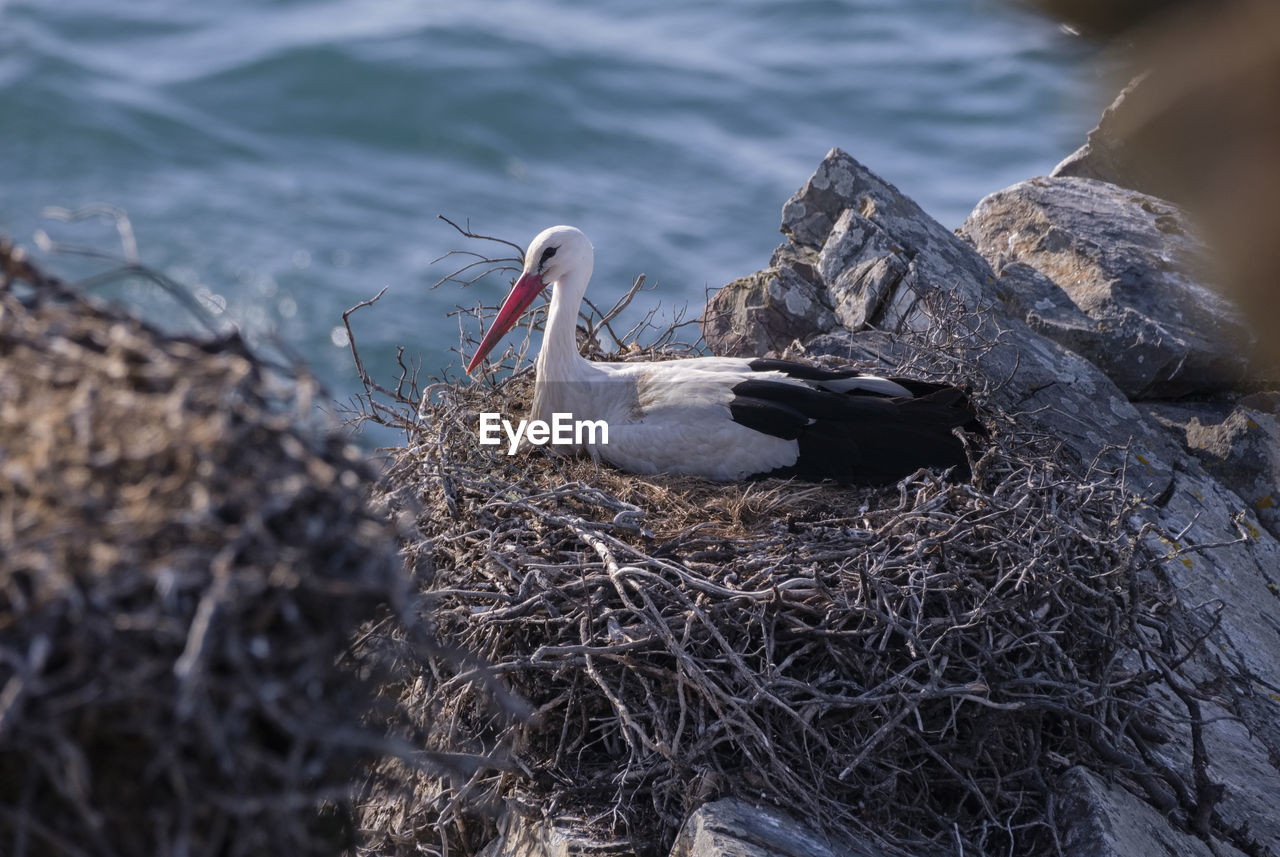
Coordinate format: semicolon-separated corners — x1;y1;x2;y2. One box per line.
466;271;546;373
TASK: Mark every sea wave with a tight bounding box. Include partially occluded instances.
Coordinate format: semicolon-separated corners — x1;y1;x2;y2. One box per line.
0;0;1101;412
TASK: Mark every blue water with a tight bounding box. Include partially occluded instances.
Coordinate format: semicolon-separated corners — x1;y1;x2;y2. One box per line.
0;0;1100;427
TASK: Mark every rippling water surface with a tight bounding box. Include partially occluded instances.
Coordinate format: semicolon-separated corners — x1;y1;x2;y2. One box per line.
0;0;1100;424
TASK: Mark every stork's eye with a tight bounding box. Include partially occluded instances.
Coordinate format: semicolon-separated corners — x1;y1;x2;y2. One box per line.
539;246;557;269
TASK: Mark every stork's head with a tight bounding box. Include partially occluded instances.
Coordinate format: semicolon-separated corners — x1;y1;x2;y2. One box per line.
466;225;594;373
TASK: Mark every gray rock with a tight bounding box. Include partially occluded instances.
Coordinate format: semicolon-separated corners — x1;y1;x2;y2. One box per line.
1139;397;1280;540
818;209;908;330
779;149;1001;335
701;260;835;358
961;176;1253;398
670;798;907;857
1139;400;1237;444
1186;403;1280;499
983;258;1124;366
1201;701;1280;848
1057;767;1247;857
793;328;917;372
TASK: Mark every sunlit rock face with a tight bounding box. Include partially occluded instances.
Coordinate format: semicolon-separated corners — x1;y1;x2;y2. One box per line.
961;175;1252;399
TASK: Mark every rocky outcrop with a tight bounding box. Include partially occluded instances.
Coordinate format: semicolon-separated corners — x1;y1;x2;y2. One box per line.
701;148;1280;857
960;175;1252;398
703;145;994;357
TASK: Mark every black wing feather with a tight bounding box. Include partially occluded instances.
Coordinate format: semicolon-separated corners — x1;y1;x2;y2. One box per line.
728;375;981;485
728;396;809;440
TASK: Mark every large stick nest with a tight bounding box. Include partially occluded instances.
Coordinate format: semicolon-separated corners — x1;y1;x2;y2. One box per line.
0;239;411;857
350;239;1187;857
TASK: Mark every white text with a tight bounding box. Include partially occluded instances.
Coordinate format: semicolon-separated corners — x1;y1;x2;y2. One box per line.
478;412;609;455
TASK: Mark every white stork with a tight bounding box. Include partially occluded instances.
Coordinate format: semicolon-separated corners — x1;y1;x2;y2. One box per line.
466;225;981;485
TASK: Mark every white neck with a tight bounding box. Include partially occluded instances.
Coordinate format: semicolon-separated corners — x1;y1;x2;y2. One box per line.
531;266;594;424
535;269;590;383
